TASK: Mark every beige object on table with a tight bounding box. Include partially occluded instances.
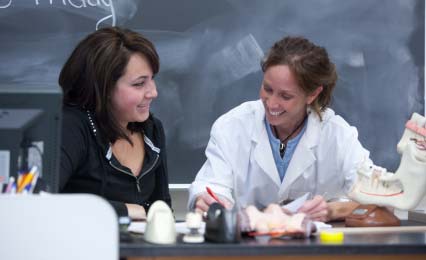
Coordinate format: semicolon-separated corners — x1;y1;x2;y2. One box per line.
144;200;176;244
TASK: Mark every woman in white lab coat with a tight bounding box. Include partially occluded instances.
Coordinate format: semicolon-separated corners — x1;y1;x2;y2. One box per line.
188;36;369;222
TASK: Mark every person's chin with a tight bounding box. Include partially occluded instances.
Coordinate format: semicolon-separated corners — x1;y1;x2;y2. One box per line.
135;112;150;122
266;114;282;125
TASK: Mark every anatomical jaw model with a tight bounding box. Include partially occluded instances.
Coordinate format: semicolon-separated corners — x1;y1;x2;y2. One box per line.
349;113;426;210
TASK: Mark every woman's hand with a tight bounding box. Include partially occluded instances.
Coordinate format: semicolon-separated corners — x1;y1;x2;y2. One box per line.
125;203;147;220
194;192;232;214
327;201;359;221
297;195;328;222
298;196;360;222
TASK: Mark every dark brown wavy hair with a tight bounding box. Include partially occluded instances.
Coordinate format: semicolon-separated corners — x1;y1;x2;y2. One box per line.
261;36;337;120
59;26;159;143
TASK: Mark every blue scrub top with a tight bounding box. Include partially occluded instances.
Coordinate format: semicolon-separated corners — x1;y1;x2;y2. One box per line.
265;118;307;182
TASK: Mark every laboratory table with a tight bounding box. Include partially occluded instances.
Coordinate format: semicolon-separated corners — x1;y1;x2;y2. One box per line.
120;220;426;260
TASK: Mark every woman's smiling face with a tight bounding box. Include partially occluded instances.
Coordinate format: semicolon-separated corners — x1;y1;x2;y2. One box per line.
111;53;158;128
260;64;312;131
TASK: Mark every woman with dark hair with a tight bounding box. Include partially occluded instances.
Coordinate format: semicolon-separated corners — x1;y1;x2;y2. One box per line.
59;27;171;220
188;36;369;222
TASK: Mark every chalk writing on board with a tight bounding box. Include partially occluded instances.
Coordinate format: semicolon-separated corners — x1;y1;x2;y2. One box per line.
0;0;116;29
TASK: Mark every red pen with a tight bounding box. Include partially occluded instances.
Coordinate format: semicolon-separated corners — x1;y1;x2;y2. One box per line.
206;186;225;207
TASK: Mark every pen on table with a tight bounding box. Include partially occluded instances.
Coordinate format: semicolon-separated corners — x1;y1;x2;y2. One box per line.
206;186;225;207
10;182;17;194
16;170;25;191
17;166;37;193
18;173;33;193
0;176;4;193
28;170;39;194
4;176;15;194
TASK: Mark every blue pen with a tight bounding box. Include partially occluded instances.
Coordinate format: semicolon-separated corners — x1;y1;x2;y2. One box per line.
18;166;38;193
10;181;17;194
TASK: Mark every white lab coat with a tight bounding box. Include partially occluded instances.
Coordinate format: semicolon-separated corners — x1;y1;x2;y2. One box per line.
188;100;370;209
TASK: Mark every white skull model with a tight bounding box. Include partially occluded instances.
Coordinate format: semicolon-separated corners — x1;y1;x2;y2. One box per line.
349;113;426;210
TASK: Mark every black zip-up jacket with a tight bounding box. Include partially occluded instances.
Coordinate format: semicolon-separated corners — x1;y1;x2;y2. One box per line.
60;105;171;217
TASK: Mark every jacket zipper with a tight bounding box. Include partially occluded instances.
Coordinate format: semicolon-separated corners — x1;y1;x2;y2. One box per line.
108;154;159;193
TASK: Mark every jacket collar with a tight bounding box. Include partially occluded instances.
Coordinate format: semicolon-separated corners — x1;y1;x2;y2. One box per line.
279;108;321;194
252;101;281;186
85;110;109;154
251;100;321;192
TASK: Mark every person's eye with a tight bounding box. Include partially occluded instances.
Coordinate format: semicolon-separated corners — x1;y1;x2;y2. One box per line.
281;94;292;100
263;85;272;93
133;81;145;87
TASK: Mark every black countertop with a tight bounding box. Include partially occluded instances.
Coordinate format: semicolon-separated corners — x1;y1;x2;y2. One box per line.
120;221;426;257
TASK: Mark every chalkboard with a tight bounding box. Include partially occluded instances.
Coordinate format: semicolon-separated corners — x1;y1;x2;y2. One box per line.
0;0;424;184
